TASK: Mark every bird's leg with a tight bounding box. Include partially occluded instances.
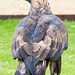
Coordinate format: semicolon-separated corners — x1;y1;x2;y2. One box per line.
50;56;61;75
50;60;55;75
56;56;61;75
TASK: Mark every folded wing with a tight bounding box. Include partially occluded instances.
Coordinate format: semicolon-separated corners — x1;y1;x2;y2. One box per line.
11;16;37;59
11;15;68;61
31;15;68;60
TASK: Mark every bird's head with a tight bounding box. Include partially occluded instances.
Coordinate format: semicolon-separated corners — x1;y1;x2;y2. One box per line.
26;0;31;3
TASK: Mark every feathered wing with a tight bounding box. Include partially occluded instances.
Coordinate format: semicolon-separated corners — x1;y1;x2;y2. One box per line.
11;16;37;60
11;17;25;59
29;15;68;60
11;15;68;61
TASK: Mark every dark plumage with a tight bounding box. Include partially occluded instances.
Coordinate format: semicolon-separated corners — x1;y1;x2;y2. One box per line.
11;0;68;75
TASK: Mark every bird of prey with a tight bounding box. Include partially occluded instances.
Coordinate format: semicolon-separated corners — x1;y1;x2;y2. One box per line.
11;0;68;75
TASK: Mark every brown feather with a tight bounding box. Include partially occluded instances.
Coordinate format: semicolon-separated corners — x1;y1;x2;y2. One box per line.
11;0;68;75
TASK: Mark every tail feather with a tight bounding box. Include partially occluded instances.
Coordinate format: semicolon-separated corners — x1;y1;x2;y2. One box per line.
24;56;35;75
15;59;30;75
15;58;48;75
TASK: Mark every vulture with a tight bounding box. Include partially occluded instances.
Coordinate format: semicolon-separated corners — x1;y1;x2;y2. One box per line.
11;0;68;75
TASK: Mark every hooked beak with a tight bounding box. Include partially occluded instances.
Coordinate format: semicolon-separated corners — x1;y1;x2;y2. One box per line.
26;0;31;3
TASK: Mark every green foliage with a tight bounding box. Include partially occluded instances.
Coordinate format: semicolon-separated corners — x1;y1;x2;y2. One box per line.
0;19;75;75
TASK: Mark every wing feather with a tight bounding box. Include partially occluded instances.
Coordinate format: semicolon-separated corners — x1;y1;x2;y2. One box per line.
31;15;68;60
11;15;68;61
11;16;37;59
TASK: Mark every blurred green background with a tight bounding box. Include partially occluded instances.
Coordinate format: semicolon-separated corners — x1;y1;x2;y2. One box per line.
0;19;75;75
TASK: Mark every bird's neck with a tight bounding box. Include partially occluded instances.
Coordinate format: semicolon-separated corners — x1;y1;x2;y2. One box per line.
29;0;53;16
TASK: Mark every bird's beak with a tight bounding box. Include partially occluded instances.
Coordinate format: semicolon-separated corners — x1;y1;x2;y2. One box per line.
26;0;31;3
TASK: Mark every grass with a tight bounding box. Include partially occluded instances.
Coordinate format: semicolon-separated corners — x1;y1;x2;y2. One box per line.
0;19;75;75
